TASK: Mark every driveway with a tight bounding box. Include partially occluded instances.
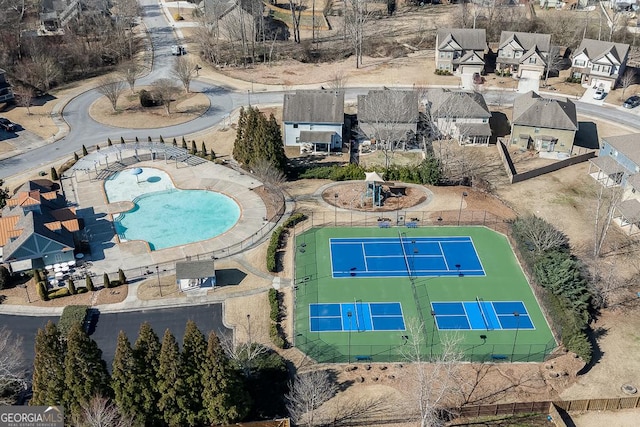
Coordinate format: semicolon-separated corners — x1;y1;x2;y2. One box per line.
460;73;474;90
517;70;541;94
580;86;606;105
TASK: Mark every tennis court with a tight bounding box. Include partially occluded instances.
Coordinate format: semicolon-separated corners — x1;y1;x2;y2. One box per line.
330;236;485;278
431;301;534;331
309;302;406;332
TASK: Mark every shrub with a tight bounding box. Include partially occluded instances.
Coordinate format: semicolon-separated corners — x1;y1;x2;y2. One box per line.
38;281;49;301
139;89;162;107
58;305;89;336
118;268;127;285
268;288;279;322
0;265;9;290
283;213;307;229
49;288;70;300
77;287;88;294
174;13;184;20
110;280;122;288
266;226;284;272
67;278;77;295
103;273;110;289
82;145;88;156
270;323;286;349
86;275;95;291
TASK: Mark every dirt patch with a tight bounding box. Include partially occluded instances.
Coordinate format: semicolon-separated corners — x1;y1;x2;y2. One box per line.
89;88;210;129
322;182;428;211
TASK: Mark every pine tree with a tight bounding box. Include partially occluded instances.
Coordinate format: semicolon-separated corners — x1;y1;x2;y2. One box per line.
67;278;76;295
118;268;127;285
32;322;65;406
111;331;138;422
120;136;125;145
135;136;139;143
85;275;94;292
82;145;88;156
73;152;79;161
34;269;43;283
191;140;197;155
233;107;287;173
50;167;59;181
107;138;113;146
172;137;177;147
63;324;110;419
182;139;187;150
103;273;110;289
178;320;208;426
159;135;165;144
96;144;100;151
133;322;161;425
157;329;184;427
202;332;251;425
148;136;152;143
201;142;207;157
38;282;49;301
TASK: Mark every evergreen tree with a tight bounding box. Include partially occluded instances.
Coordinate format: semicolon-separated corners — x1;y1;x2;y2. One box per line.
38;282;49;301
182;139;187;150
131;323;162;425
148;136;152;143
107;138;113;146
34;269;43;283
159;135;165;144
118;268;127;285
233;107;287;173
74;152;79;161
85;275;94;292
50;167;59;181
202;332;251;425
63;324;110;419
120;136;126;145
111;331;138;422
191;140;197;155
178;320;208;426
135;136;139;143
31;322;65;406
82;145;88;156
96;144;100;151
103;273;110;288
201;142;207;157
172;138;177;147
157;329;185;427
67;278;76;295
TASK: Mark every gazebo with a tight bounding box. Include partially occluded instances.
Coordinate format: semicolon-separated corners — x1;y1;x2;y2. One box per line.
364;171;384;207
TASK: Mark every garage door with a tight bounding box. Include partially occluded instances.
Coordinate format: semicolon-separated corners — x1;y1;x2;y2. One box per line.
517;70;542;93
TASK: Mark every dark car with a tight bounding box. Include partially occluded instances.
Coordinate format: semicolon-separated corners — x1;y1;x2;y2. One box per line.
473;72;483;85
623;95;640;109
0;117;15;131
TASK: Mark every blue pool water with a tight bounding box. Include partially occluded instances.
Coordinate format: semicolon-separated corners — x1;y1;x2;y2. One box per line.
113;189;240;250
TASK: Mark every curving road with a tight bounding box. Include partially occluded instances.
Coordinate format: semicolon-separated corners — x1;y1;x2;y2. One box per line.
1;0;640;181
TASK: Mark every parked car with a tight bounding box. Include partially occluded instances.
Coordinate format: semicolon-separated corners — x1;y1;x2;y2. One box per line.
623;95;640;109
473;72;483;85
0;117;15;131
171;45;186;55
593;87;606;100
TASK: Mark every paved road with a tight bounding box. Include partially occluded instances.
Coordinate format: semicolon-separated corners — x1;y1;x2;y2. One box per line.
1;304;229;372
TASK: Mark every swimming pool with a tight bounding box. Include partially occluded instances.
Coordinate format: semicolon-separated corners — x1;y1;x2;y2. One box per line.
105;168;240;250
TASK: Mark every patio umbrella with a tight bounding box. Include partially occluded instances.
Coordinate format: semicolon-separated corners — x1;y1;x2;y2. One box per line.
54;272;64;278
131;167;143;183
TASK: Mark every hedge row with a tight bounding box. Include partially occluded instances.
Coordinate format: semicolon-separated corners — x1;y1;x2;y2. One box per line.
511;217;593;364
268;289;287;349
266;213;309;273
58;305;89;337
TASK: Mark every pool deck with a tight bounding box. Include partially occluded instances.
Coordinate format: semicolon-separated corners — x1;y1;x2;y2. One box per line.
65;152;269;275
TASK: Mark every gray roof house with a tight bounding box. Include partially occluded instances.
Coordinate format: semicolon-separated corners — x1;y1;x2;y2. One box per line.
571;38;630;90
435;28;487;74
282;90;344;153
510;91;578;156
357;89;419;148
497;31;551;78
430;89;492;146
589;133;640;234
176;260;216;292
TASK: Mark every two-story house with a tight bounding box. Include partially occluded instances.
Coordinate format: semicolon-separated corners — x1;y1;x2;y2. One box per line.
0;180;81;272
429;89;492;146
496;31;551;79
571;38;630;91
282;90;344;154
435;28;487;75
0;69;14;104
510;91;578;156
588;133;640;233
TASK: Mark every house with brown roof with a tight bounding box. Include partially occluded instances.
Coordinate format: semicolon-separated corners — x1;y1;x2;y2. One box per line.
0;180;81;272
429;89;492;146
588;133;640;233
282;90;344;154
509;91;578;155
571;38;630;90
435;28;487;75
497;31;551;79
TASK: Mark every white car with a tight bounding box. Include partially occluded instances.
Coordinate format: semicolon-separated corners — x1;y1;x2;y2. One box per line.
171;45;186;56
593;87;606;100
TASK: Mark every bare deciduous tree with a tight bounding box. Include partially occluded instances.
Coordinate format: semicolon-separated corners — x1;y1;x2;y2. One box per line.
544;46;564;86
251;158;287;188
513;215;569;253
96;77;126;111
619;69;636;100
345;0;371;68
0;327;26;405
151;79;180;114
326;70;348;90
118;61;145;93
593;184;624;258
13;85;34;115
286;369;337;427
73;395;133;427
171;56;196;93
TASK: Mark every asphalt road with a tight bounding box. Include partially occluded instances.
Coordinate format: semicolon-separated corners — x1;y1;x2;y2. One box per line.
1;304;230;373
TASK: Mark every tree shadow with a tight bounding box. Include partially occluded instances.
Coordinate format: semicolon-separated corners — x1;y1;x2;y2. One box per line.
215;268;247;286
574;121;599;151
577;326;607;375
489;111;510;142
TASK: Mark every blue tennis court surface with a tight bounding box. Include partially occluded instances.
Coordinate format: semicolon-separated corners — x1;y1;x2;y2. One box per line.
330;236;485;278
309;302;406;332
432;301;535;331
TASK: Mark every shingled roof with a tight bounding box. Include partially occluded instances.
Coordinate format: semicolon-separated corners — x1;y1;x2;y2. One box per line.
437;28;487;51
283;90;344;124
573;38;630;64
357;90;419;123
499;31;551;52
512;91;577;131
602;133;640;167
430;89;491;119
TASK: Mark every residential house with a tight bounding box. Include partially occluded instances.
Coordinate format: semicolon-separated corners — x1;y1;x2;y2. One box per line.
435;28;487;75
0;69;14;104
282;90;344;153
0;180;81;272
357;89;419;149
176;260;216;292
540;0;588;8
496;31;551;79
39;0;81;33
608;0;638;11
510;91;578;155
571;38;630;90
429;89;492;146
588;133;640;233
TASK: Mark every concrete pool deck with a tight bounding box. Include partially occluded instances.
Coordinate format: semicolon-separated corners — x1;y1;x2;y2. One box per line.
64;151;271;275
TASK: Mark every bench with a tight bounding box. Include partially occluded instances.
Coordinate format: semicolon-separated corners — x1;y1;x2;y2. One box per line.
378;221;390;228
355;355;372;362
491;354;508;361
406;222;418;228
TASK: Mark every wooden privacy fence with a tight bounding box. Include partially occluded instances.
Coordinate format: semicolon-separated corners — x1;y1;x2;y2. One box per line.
554;395;640;412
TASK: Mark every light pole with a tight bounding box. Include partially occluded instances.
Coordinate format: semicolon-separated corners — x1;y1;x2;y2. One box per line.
247;314;252;344
430;310;436;359
457;191;468;226
20;284;31;303
247;89;251;106
511;312;520;362
156;266;163;297
334;193;338;226
347;311;353;364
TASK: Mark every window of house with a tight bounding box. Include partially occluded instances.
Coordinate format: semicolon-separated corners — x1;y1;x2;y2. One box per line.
528;57;536;64
515;51;522;58
574;60;586;67
295;137;300;143
534;128;540;133
293;124;298;128
602;66;610;74
447;52;453;58
309;125;314;130
482;118;488;123
512;138;519;144
439;52;445;58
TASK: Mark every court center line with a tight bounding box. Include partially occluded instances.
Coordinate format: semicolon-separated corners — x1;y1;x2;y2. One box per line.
461;302;473;330
467;237;487;276
438;242;450;271
361;243;369;272
339;303;345;331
